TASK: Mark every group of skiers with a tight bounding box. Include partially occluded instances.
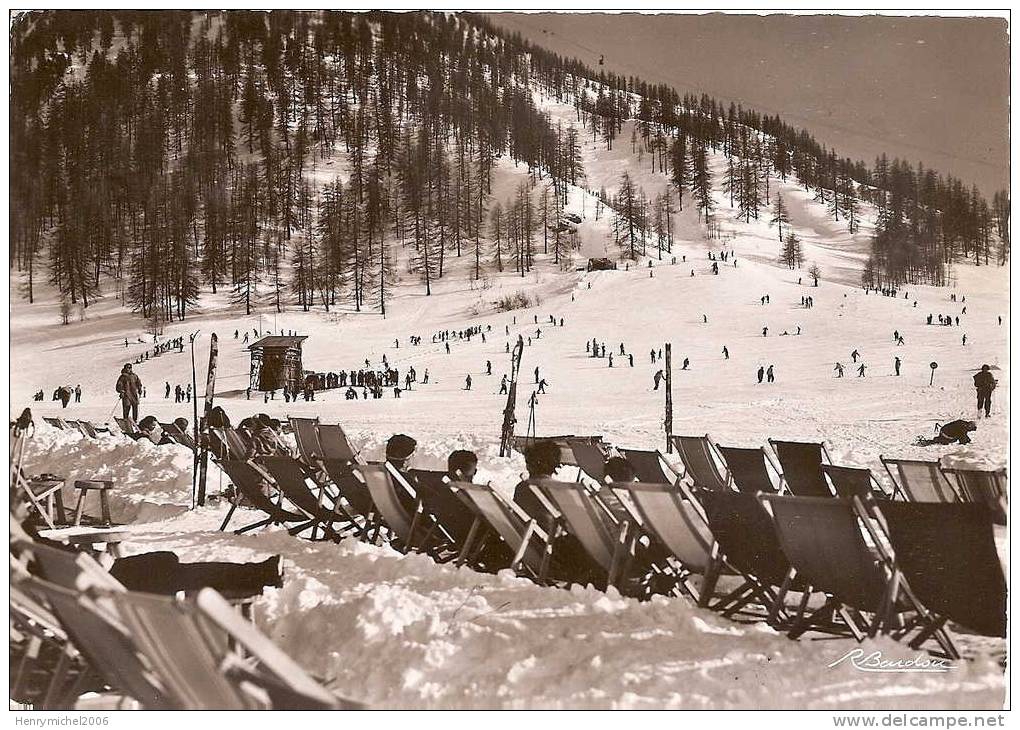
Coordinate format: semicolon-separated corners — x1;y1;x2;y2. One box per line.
165;381;192;403
40;385;82;407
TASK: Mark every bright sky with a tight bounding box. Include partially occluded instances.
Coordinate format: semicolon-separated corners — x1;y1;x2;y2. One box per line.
489;12;1009;197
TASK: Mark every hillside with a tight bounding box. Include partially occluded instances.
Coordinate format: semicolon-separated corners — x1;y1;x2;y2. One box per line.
9;10;1008;711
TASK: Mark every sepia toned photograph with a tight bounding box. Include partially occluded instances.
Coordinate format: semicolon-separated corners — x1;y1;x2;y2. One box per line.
8;7;1009;714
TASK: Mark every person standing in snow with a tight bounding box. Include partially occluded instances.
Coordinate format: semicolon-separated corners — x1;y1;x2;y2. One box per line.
628;353;634;367
486;360;492;376
650;349;656;363
834;362;845;378
538;378;548;394
757;366;765;384
682;357;690;370
974;365;997;417
894;357;902;376
445;342;451;354
653;370;663;390
499;374;508;395
962;334;967;346
534;366;540;384
722;346;729;359
116;363;142;421
766;365;775;383
608;353;614;368
857;363;867;378
465;375;472;391
762;326;768;337
73;384;81;403
851;349;860;363
165;381;171;399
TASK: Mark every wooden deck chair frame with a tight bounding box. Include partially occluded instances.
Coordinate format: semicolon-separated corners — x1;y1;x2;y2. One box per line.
610;480;728;605
317;423;360;463
757;494;944;650
11;431;66;530
217;460;317;536
260;456;362;541
320;459;382;542
527;478;636;592
940;467;1007;524
670;434;733;492
385;465;461;561
880;456;958;503
450;481;555;583
768;438;834;498
716;445;786;494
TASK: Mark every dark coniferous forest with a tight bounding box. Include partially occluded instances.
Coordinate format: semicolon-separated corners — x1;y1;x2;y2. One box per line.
9;10;1009;326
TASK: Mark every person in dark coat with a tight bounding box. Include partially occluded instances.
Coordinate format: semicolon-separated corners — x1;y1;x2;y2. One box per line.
116;363;142;421
974;365;997;417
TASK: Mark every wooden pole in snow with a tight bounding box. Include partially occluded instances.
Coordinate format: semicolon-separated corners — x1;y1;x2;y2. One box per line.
664;343;673;453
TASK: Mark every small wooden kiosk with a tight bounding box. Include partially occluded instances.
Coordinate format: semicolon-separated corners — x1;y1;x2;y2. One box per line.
248;335;307;392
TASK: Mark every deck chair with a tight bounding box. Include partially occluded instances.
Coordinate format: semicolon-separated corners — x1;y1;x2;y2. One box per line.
358;463;431;552
317;423;359;463
21;542;172;709
941;467;1007;525
822;464;889;501
77;421;100;439
759;495;907;642
700;490;808;623
565;441;608;481
321;458;379;528
260;456;360;540
43;417;67;430
618;448;675;485
11;429;67;529
528;478;637;593
611;481;722;604
160;423;197;451
212;427;251;461
9;580;110;709
769;439;832;497
877;502;1005;649
880;457;958;503
113;416;137;435
451;481;555;582
290;417;327;466
217;460;312;536
404;469;474;555
717;446;781;494
110;588;360;709
671;435;731;492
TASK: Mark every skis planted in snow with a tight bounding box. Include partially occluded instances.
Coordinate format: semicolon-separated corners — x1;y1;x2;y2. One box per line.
195;332;218;507
499;334;525;457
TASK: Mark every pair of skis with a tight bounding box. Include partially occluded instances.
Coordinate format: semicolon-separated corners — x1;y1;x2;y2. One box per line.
191;333;218;508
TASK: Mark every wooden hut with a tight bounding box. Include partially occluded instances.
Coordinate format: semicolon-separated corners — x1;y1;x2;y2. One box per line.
248;335;307;392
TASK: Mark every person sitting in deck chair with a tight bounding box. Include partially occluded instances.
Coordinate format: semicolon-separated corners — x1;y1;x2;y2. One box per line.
513;442;601;586
386;433;420;515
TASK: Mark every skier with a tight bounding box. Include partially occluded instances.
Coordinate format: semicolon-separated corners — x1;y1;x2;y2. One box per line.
756;366;764;384
762;326;768;337
619;343;626;356
186;383;192;402
465;375;472;391
682;357;690;371
703;314;708;324
974;364;997;417
486;360;492;375
894;357;901;376
650;349;656;363
445;342;451;354
766;365;775;383
116;363;142;421
722;346;729;359
423;369;430;384
165;381;171;399
74;385;81;403
535;366;540;384
608;353;614;368
851;349;860;363
962;334;967;346
653;370;663;390
857;363;867;378
834;362;845;378
538;378;547;394
628;353;634;367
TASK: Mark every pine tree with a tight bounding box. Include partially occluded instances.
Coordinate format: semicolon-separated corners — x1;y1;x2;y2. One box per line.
770;192;790;242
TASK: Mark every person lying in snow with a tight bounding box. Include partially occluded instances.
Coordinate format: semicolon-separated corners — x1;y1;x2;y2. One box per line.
916;419;978;446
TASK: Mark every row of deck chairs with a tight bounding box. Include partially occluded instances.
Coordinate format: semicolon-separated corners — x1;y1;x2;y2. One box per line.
211;423;1006;660
10;529;362;709
41;417;109;439
671;434;1008;524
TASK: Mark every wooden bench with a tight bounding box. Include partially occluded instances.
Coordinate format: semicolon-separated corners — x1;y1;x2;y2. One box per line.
72;479;115;527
